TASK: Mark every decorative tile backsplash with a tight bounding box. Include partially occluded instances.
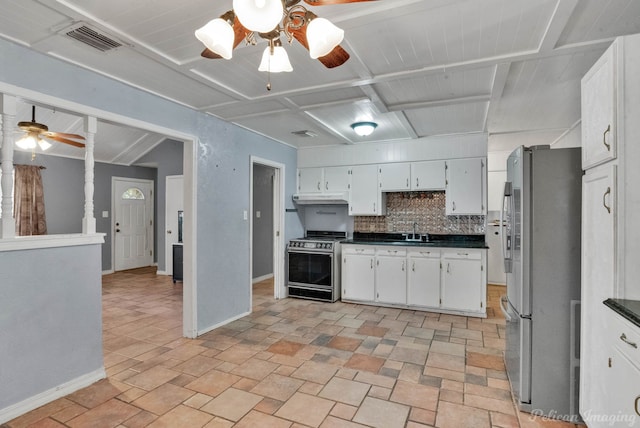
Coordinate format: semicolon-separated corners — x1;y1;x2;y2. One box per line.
354;192;485;235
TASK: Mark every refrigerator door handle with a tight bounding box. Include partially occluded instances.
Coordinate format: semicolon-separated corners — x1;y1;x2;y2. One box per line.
500;295;512;321
501;181;513;273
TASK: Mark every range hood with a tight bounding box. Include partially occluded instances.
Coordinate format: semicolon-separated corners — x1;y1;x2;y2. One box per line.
292;192;349;205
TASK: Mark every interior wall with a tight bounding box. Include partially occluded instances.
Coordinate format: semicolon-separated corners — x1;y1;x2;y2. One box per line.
252;164;274;280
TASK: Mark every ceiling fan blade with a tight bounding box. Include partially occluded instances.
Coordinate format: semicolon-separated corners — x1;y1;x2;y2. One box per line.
318;45;350;68
46;135;86;148
201;17;250;60
43;131;85;140
303;0;376;5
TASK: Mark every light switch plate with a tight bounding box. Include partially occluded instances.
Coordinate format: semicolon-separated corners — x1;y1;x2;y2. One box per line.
256;211;261;218
102;211;109;218
243;210;248;220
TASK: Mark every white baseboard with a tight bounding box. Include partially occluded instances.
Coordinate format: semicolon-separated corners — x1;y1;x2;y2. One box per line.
101;269;114;275
197;310;252;337
0;367;106;425
156;270;168;276
252;273;274;284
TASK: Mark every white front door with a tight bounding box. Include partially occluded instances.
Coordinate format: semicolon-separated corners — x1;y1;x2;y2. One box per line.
165;175;184;276
113;178;154;271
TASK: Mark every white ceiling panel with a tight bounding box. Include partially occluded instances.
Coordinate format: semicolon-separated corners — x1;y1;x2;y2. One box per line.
557;0;640;47
374;66;495;106
488;48;607;133
405;102;489;137
0;0;70;45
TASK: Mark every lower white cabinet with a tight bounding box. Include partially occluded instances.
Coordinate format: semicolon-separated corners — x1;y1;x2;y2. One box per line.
375;248;407;304
441;251;484;312
342;246;375;301
407;249;441;308
342;244;486;317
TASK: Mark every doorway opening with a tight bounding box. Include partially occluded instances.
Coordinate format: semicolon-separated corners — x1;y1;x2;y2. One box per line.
250;157;285;304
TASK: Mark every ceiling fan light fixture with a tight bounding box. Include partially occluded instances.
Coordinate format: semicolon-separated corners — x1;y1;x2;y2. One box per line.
307;17;344;59
16;132;38;150
195;18;235;59
351;121;377;137
232;0;283;33
259;40;293;72
38;139;52;151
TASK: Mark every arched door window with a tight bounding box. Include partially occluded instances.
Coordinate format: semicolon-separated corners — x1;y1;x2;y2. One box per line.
121;187;145;200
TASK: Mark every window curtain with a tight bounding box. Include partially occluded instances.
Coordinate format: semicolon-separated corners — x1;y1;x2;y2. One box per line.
13;164;47;236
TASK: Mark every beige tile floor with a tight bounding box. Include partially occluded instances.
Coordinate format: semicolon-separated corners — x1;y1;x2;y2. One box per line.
4;267;583;428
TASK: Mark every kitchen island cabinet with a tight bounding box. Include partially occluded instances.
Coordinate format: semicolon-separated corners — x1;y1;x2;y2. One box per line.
341;242;486;317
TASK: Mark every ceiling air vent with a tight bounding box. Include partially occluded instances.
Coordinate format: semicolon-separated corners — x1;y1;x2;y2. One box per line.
291;130;318;138
64;23;123;52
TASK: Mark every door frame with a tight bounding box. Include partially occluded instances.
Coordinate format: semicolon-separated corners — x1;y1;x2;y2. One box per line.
249;156;286;302
111;177;155;272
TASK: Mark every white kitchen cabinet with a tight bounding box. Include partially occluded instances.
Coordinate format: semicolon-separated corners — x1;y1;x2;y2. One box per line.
445;158;486;215
407;249;441;308
580;34;640;422
342;246;375;301
341;244;486;316
581;44;616;170
323;166;351;192
349;165;385;216
297;167;323;193
378;163;410;192
441;250;484;313
411;160;446;190
375;248;407;304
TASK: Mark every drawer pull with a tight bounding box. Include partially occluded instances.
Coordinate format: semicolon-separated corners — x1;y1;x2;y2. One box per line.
635;396;640;417
620;333;638;349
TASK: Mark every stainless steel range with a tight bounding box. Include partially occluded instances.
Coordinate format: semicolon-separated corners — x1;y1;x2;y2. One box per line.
287;230;346;302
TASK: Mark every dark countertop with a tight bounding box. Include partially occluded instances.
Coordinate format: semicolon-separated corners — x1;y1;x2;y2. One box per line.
604;298;640;329
342;232;488;249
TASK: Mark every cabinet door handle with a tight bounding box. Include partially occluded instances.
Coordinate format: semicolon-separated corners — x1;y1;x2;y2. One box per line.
452;201;456;212
635;396;640;417
370;259;373;269
603;187;611;214
412;262;415;272
620;333;638;349
402;261;405;272
603;124;611;151
373;203;376;213
325;182;329;190
406;178;409;188
317;182;321;190
447;263;450;273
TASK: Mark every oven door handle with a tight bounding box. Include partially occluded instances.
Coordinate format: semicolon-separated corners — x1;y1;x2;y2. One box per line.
288;249;333;256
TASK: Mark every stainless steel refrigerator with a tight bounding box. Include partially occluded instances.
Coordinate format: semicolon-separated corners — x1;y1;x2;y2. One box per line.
500;145;582;420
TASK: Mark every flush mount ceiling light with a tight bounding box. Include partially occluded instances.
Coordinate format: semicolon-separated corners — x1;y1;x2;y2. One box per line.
351;121;377;137
195;0;372;89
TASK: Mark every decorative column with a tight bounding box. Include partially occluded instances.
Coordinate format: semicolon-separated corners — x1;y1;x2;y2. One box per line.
82;115;97;234
1;94;16;239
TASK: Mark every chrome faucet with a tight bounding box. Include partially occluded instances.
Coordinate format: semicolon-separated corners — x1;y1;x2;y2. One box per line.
413;222;418;236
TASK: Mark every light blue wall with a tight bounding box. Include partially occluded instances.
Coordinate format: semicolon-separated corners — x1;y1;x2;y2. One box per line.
0;244;103;410
0;36;302;413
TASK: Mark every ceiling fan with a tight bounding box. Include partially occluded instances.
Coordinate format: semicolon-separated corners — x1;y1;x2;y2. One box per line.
196;0;374;77
16;106;85;152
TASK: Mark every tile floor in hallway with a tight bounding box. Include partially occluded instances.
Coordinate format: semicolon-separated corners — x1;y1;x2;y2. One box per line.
4;268;583;428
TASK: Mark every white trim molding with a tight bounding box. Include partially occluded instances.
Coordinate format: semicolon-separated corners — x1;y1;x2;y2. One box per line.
0;233;105;252
0;368;106;425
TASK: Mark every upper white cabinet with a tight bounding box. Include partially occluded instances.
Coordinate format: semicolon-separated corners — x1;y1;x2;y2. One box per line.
378;163;410;191
582;45;616;170
297;167;324;193
324;166;351;192
350;165;385;216
445;158;486;215
411;160;446;190
298;166;350;193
